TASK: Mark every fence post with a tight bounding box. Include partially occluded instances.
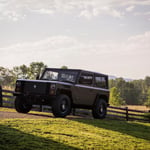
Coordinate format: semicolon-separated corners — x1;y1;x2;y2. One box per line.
125;107;128;121
72;108;76;115
0;85;2;107
40;104;43;112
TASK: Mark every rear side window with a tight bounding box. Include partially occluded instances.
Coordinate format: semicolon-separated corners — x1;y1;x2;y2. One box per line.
59;72;77;83
95;75;108;89
79;72;93;86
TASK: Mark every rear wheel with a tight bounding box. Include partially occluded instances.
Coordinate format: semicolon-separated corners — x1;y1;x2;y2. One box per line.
92;99;107;119
52;94;71;118
15;96;32;113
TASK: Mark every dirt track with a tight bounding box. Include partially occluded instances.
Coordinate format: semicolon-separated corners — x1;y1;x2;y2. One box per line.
0;111;52;119
0;108;85;120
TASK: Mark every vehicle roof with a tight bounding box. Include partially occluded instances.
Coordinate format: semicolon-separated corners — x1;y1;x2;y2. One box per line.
45;68;108;77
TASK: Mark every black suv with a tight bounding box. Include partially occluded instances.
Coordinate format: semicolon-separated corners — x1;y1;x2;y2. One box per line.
14;68;109;119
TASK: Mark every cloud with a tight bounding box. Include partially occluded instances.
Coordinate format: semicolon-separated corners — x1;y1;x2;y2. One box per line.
0;0;150;21
32;8;54;15
127;31;150;54
79;5;123;19
0;31;150;77
134;11;150;16
126;6;135;12
1;31;150;56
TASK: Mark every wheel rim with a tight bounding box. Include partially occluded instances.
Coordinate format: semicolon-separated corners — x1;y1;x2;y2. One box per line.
22;103;28;109
99;103;106;115
60;99;68;112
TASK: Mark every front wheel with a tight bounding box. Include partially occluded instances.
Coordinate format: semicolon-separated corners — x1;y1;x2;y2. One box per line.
92;99;107;119
52;95;71;118
15;96;32;113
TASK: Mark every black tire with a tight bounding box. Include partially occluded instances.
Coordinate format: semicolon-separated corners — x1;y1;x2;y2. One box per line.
92;99;107;119
52;94;71;118
15;96;32;113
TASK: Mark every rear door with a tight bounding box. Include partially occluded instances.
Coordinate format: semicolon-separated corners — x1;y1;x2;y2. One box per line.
73;71;95;105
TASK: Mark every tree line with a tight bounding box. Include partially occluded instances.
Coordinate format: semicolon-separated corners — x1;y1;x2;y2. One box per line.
0;61;150;107
109;77;150;107
0;62;68;88
0;62;47;87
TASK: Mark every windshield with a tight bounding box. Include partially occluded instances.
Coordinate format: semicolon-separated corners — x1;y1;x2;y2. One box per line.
42;71;58;81
41;70;78;83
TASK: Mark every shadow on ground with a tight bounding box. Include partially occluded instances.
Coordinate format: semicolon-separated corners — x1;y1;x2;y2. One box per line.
0;124;79;150
27;111;150;142
73;118;150;141
28;112;150;142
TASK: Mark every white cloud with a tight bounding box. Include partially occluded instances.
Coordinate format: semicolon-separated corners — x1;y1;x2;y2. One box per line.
134;11;150;16
127;31;150;54
79;5;123;19
33;8;54;15
1;31;150;58
126;6;135;12
110;0;150;7
0;31;150;78
0;0;150;21
79;10;93;19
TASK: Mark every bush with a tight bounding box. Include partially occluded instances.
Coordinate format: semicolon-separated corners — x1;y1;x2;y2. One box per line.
144;112;150;122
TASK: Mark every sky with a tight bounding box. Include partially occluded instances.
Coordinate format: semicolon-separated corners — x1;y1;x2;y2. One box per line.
0;0;150;79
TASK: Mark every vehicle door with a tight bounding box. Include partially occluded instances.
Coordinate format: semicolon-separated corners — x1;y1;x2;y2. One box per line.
73;71;95;105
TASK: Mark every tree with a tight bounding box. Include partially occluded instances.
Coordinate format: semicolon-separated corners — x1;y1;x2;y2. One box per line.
110;87;126;106
0;67;15;87
61;66;68;69
109;78;143;105
13;62;47;80
28;62;47;79
144;88;150;107
144;76;150;88
13;64;29;79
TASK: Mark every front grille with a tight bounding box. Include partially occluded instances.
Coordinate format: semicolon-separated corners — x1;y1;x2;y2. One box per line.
23;82;47;94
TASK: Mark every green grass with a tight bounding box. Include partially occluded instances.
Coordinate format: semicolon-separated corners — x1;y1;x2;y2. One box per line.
0;107;16;112
0;108;150;150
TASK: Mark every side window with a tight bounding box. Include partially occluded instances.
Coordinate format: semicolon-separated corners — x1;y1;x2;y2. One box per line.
79;72;93;86
60;73;76;83
95;76;107;88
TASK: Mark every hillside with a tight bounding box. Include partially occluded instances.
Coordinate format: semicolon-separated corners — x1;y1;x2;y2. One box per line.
0;108;150;150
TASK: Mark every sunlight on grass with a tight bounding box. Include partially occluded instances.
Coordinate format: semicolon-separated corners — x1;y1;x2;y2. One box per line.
0;107;16;112
0;108;150;149
0;118;150;150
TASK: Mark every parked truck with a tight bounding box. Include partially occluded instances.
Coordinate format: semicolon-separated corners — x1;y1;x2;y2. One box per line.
13;68;109;118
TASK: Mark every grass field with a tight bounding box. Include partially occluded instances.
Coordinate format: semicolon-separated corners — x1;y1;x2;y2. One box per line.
0;108;150;150
126;105;150;111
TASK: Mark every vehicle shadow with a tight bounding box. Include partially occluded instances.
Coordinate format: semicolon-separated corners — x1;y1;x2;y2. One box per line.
20;111;150;142
0;124;79;150
28;112;52;118
72;117;150;141
28;112;85;119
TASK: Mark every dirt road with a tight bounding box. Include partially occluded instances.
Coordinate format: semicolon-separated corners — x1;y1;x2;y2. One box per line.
0;109;52;119
0;108;84;120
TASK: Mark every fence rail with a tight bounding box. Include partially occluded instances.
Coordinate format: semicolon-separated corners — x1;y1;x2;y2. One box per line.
107;106;149;122
0;88;149;122
0;89;14;107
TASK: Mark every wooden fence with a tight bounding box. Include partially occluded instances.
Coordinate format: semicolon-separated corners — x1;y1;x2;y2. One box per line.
0;88;15;107
107;106;150;122
0;86;2;107
0;88;149;122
